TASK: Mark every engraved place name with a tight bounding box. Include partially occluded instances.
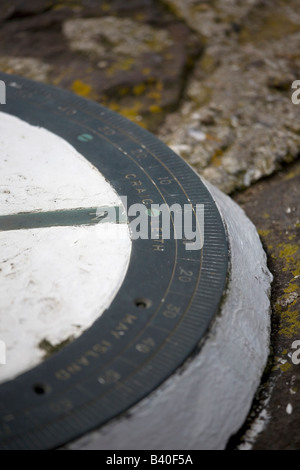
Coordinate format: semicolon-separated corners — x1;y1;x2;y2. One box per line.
124;174;204;250
55;341;112;381
125;173;154;206
110;313;137;340
55;314;138;381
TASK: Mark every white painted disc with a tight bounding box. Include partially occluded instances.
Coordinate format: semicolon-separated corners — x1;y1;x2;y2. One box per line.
0;112;132;384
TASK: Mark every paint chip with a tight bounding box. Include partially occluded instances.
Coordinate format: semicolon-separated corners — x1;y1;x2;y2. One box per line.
286;403;293;415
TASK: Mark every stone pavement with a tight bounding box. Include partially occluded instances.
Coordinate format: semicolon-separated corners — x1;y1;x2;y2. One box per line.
0;0;299;450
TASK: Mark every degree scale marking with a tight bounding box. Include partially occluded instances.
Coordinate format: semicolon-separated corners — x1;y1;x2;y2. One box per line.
8;87;200;350
41;112;209;378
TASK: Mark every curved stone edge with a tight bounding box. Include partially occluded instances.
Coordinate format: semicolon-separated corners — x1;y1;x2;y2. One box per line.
65;180;273;450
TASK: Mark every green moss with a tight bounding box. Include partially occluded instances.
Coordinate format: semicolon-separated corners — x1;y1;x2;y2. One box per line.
39;337;74;359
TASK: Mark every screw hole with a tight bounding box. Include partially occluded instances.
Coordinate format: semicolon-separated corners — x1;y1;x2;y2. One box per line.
33;383;48;395
134;298;152;309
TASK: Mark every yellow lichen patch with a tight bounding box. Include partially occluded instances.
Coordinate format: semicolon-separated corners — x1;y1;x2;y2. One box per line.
107;102;120;113
288;234;296;241
106;58;135;78
147;90;162;101
293;267;300;277
119;102;147;128
284;283;299;294
119;87;130;97
119;58;135;71
284;165;300;180
263;212;270;219
106;99;147;128
120;102;141;119
200;53;217;73
142;67;151;76
278;243;299;272
134;13;145;21
279;362;292;372
155;80;163;92
205;134;221;143
272;359;292;372
277;303;300;339
133;84;146;96
164;53;174;61
71;80;92;98
101;2;111;11
149;105;162;113
258;229;271;238
53;2;81;11
211;149;224;167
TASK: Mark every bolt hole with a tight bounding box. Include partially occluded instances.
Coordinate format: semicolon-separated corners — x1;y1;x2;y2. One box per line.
33;383;48;395
134;298;152;309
